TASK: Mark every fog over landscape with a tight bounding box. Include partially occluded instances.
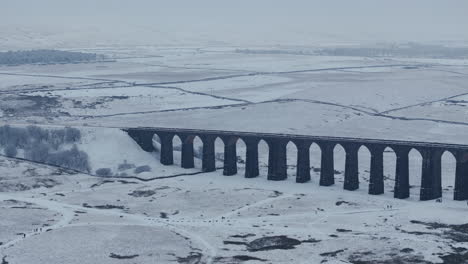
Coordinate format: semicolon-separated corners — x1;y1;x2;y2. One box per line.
1;0;468;48
1;1;468;264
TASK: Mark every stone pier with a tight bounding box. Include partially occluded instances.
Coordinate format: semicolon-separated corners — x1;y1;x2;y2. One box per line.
125;127;468;202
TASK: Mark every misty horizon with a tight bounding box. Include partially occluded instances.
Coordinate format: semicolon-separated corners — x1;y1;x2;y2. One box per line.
1;0;468;49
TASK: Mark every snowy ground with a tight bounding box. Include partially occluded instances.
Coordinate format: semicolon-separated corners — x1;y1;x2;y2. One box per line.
1;46;468;263
1;155;468;264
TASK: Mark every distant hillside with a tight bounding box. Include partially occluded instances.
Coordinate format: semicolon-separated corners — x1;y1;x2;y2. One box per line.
0;49;100;66
315;43;468;59
236;43;468;59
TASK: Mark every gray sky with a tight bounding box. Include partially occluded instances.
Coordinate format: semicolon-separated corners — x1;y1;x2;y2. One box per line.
1;0;468;46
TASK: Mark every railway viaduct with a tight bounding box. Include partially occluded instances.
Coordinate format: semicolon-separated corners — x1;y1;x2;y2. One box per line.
124;127;468;201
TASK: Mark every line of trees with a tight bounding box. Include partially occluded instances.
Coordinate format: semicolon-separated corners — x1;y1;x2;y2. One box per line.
0;125;90;172
316;43;468;59
0;49;99;66
236;43;468;59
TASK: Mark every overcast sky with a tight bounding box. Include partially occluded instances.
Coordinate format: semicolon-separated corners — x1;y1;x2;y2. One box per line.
1;0;468;46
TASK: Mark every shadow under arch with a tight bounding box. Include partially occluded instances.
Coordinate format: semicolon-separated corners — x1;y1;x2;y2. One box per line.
440;150;457;199
192;135;203;168
357;144;372;192
332;143;346;184
236;137;247;169
382;146;397;194
309;142;322;180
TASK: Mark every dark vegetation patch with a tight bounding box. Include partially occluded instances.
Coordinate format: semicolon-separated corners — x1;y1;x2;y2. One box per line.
440;249;468;264
301;238;321;243
90;180;115;188
336;200;356;206
31;178;60;189
0;182;30;192
110;96;129;100
117;180;138;185
90;179;138;188
320;249;346;257
246;236;302;252
128;190;156;197
223;240;248;246
118;161;135;171
269;191;283;198
109;253;139;260
233;255;267;262
0;178;62;192
410;220;468;242
349;256;432;264
176;252;203;264
214;255;267;262
397;227;436;236
82;203;125;210
336;229;352;233
230;233;256;239
0;95;61;117
95;168;113;177
160;212;168;219
401;248;415;253
0;125;89;172
1;256;9;264
348;247;468;264
134;165;151;174
0;49;99;65
314;43;468;59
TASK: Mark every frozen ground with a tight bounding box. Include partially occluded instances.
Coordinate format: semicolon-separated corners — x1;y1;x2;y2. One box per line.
1;155;468;264
1;46;468;263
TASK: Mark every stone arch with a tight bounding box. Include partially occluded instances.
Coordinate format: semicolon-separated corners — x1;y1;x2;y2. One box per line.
332;143;346;183
192;135;204;168
286;140;299;177
382;146;397;192
333;142;364;190
152;133;161;152
441;150;457;199
171;134;183;166
309;142;322;179
172;134;183;150
408;147;424;199
214;136;225;162
257;138;270;175
236;137;247;169
358;144;372;189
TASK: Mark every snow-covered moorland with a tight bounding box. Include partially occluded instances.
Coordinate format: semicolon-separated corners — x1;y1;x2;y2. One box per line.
1;44;468;263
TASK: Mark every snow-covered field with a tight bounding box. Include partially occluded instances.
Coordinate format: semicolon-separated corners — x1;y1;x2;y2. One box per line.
2;46;468;263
